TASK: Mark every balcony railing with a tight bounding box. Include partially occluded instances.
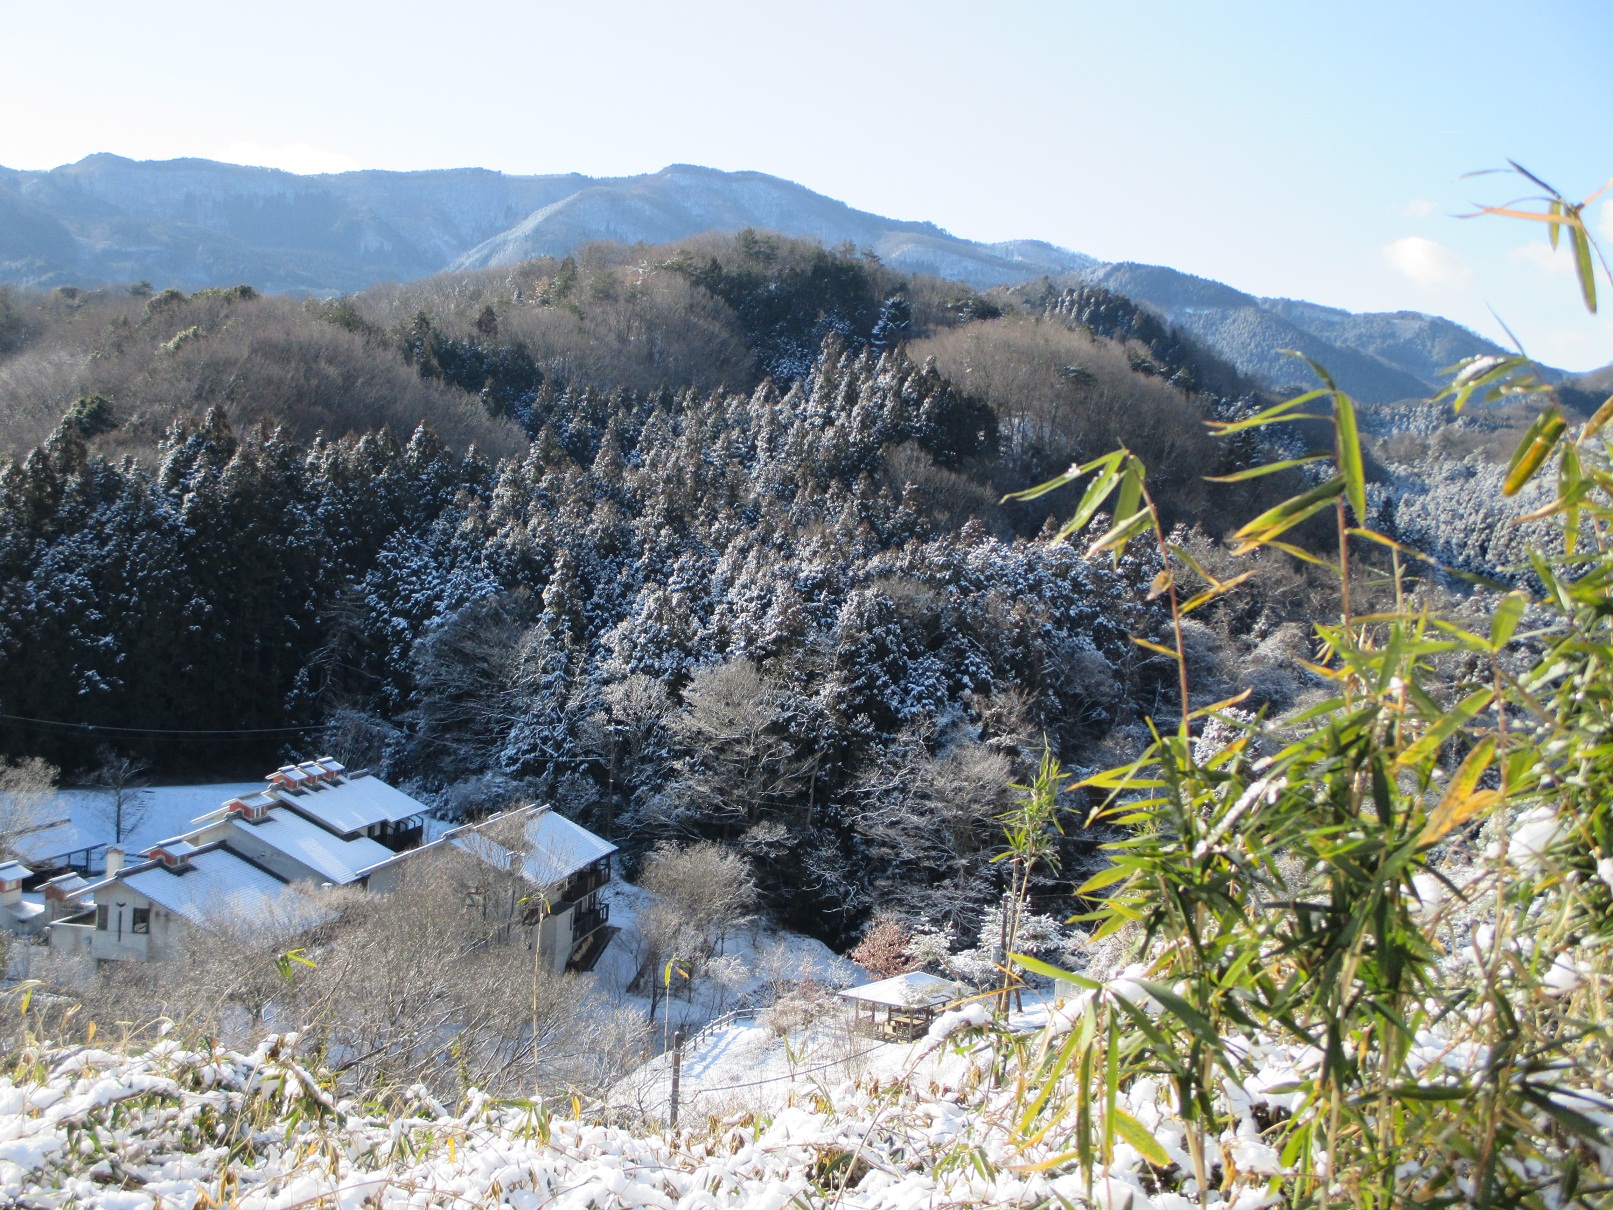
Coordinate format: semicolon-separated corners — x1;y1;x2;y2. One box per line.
557;862;609;905
377;822;424;853
570;901;610;941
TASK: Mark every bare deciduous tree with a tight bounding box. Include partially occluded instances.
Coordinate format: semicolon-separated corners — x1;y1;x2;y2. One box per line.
634;841;757;1023
0;755;59;858
665;659;809;840
88;747;151;847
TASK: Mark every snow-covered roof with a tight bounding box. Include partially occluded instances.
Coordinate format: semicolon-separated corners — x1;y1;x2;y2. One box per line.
228;812;394;885
451;807;616;888
0;860;32;882
14;783;264;864
275;775;426;835
3;898;45;924
41;872;90;899
11;820;99;865
119;848;330;935
838;971;967;1009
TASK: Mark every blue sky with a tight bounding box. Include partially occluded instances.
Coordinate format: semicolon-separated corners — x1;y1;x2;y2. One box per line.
4;0;1611;369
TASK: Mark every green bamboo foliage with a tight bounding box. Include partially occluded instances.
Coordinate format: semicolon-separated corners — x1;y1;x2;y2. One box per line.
999;164;1613;1208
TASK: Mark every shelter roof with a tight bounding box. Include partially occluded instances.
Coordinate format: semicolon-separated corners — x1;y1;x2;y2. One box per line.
837;971;968;1009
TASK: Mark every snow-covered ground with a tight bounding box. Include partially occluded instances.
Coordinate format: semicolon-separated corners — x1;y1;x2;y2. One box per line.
611;990;1059;1123
588;879;863;1040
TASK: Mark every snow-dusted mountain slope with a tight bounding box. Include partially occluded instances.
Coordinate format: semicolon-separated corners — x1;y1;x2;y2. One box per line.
1081;261;1523;403
450;164;1096;288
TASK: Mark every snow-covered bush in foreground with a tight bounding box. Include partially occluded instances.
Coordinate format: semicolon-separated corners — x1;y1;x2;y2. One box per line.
0;1006;1448;1210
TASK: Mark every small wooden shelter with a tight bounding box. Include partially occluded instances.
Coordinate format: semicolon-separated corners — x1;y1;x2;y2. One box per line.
839;971;969;1041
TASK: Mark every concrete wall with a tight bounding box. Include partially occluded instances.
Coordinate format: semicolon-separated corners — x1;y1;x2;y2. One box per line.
87;887;187;962
537;904;574;976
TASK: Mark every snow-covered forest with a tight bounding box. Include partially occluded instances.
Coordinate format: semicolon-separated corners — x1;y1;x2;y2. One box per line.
0;231;1577;947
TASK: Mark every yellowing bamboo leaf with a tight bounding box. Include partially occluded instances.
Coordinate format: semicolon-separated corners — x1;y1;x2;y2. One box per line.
1188;688;1253;721
1475;205;1588;227
1147;570;1173;599
1503;407;1568;496
1110;1108;1172;1168
1130;635;1181;660
1179;569;1258;614
1203;454;1330;483
1583;393;1613;440
1419;741;1501;846
1231;477;1346;554
1269;539;1337;570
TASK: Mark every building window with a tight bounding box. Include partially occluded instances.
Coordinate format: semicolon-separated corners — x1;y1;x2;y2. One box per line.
131;907;150;934
95;904;108;930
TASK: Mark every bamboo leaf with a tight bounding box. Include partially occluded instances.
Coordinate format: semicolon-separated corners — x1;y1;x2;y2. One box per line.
1517;1085;1611;1145
1011;952;1103;990
1146;569;1173;600
1334;392;1368;523
1502;406;1567;496
1110;1107;1172;1167
1549;198;1562;250
1281;349;1338;391
1085;506;1153;560
1268;539;1337;570
1571;221;1598;313
1392;687;1494;771
1187;688;1253;721
1582;393;1613;439
1203;454;1329;483
1001;450;1121;504
1135;981;1223;1053
1115;457;1144;522
1130;635;1181;660
1417;736;1498;847
1077;864;1137;894
1231;477;1346;554
1179;569;1258;615
1489;590;1527;649
1562;432;1584;555
1204;387;1331;434
1053;460;1127;539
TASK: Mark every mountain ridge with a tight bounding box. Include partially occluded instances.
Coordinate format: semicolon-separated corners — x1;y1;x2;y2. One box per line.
0;154;1532;402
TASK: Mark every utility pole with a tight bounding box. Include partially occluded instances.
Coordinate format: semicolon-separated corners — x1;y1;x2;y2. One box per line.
669;1028;685;1130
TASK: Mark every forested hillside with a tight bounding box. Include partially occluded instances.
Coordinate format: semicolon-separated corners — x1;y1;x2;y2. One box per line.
0;232;1323;942
2;228;1551;945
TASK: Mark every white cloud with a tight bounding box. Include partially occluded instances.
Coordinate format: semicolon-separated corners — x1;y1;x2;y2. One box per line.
1401;199;1436;217
215;142;360;175
1600;199;1613;241
1534;319;1613;370
1382;236;1473;291
1511;240;1572;275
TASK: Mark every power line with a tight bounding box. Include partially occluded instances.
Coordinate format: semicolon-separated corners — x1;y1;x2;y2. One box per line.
0;711;318;737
